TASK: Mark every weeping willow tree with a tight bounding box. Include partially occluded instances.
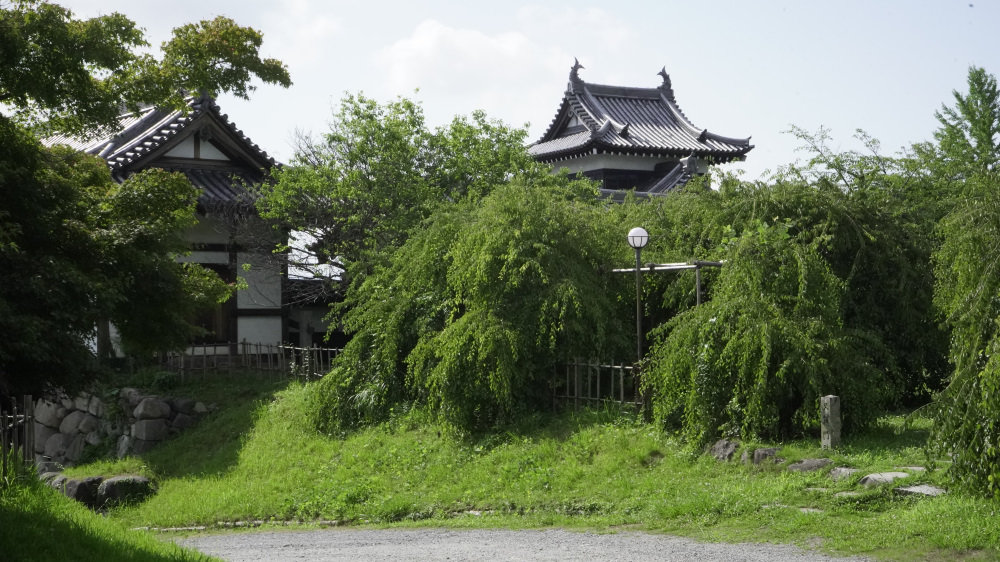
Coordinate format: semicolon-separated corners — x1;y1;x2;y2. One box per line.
309;176;631;432
641;221;886;446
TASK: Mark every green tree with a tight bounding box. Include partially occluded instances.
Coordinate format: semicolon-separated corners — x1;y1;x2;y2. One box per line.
925;67;1000;497
0;1;290;396
257;94;542;288
309;177;630;431
1;1;290;134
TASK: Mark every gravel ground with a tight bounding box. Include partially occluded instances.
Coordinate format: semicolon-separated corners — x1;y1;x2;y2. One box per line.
175;528;870;561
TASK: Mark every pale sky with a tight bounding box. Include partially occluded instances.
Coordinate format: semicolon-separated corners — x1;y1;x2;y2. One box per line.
62;0;1000;180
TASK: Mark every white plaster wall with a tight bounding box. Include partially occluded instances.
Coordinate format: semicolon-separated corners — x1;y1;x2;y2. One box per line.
238;316;283;345
556;153;666;174
184;214;230;245
177;250;228;265
236;252;282;309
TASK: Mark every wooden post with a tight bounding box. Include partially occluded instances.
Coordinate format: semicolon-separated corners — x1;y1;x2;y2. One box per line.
2;402;8;476
821;395;841;449
24;395;33;467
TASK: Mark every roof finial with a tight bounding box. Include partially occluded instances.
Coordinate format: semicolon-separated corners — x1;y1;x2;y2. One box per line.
568;57;583;92
658;66;676;103
658;67;671;89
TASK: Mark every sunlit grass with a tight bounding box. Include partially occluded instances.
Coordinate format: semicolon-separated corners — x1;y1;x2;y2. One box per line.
65;379;1000;560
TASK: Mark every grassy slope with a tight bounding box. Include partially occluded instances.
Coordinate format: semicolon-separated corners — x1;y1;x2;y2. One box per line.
0;473;216;562
67;379;1000;561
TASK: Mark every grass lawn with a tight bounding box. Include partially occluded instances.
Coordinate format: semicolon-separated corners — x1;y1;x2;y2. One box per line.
61;376;1000;561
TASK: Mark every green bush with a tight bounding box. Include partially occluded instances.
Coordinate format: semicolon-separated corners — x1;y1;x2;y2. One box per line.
642;222;886;445
311;177;631;431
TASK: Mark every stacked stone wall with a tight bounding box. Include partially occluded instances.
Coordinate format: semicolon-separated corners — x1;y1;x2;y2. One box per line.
34;388;212;472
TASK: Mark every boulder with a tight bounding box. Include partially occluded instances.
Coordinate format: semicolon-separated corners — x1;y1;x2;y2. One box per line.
131;438;158;454
48;474;67;491
895;484;946;497
64;434;86;463
78;413;99;434
59;410;87;434
171;413;196;431
133;397;171;420
116;435;132;458
43;433;75;460
60;397;74;410
34;399;63;428
33;422;58;454
193;402;209;414
73;393;91;412
859;472;911;487
742;447;781;464
97;475;154;507
36;458;60;475
788;458;832;472
172;397;197;415
132;419;168;441
829;467;860;481
85;431;103;446
87;396;105;418
119;387;143;410
63;476;104;508
709;439;739;461
38;471;62;484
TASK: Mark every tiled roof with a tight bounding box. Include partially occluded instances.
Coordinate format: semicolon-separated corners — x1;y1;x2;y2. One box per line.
42;95;277;203
529;62;753;163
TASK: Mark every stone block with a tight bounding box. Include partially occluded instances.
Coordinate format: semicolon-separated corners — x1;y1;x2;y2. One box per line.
43;433;74;460
859;472;911;487
85;431;103;446
131;438;158;454
742;447;781;464
64;434;86;463
829;467;860;481
34;398;63;428
78;413;99;434
171;412;196;430
821;395;841;449
60;397;74;410
64;476;104;508
59;410;86;434
133;397;171;420
87;396;105;417
33;422;58;454
788;458;832;472
132;419;168;441
193;402;209;414
120;387;143;410
172;397;197;415
73;393;91;412
117;435;132;458
709;439;739;461
97;475;154;507
895;484;946;497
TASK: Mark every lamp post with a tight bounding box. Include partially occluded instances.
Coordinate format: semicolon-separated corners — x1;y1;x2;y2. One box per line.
627;227;649;365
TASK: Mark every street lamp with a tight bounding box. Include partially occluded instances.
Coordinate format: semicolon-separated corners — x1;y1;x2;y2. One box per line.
627;227;649;365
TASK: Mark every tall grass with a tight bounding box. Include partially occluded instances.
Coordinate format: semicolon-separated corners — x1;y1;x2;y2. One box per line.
0;463;215;561
66;380;1000;560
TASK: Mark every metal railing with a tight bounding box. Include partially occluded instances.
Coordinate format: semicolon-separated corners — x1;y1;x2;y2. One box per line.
554;360;642;409
162;342;342;379
1;395;35;476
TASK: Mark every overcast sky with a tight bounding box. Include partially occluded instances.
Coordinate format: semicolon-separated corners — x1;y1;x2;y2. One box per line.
62;0;1000;180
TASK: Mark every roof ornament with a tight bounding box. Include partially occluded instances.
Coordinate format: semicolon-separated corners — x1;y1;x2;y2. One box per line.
568;58;585;93
658;66;677;104
619;122;631;138
698;129;708;143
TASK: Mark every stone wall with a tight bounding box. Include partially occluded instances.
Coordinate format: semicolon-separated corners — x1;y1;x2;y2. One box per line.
34;388;212;472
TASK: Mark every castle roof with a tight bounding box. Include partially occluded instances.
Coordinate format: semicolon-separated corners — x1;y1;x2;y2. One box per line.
43;94;277;204
529;61;752;164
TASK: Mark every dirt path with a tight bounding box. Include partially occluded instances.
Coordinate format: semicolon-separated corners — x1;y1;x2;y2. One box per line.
175;528;869;561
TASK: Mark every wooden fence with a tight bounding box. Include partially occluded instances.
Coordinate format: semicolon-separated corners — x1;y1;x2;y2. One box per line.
162;342;342;380
554;360;642;409
1;395;35;476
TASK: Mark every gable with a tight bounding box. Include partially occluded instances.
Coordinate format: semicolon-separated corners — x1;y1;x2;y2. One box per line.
164;136;231;161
